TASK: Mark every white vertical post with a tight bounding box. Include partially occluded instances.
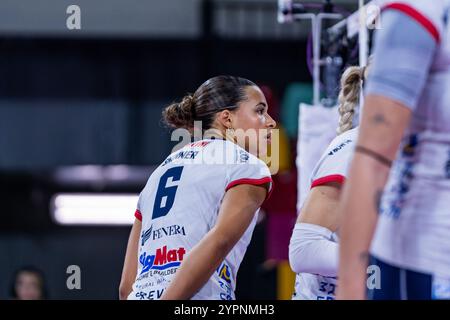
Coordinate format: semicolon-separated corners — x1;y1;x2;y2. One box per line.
312;13;342;106
358;0;369;123
359;0;368;67
317;13;343;107
290;13;318;105
312;15;320;106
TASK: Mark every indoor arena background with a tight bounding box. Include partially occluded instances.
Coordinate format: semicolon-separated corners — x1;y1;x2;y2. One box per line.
0;0;359;299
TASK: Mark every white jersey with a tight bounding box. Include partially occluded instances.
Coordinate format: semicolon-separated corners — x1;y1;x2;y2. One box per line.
293;128;358;300
128;138;272;300
371;0;450;278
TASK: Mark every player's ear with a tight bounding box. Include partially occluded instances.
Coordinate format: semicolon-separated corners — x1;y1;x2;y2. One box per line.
216;109;233;129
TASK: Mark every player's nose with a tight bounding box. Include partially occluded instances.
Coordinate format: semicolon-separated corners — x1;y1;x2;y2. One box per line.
265;113;276;129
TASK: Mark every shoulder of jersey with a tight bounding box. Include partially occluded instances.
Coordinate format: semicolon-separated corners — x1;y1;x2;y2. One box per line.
325;128;358;157
161;139;266;167
222;139;265;166
159;140;214;167
378;0;448;25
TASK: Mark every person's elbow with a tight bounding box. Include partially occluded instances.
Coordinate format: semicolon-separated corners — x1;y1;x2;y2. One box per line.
289;240;308;274
118;281;132;300
288;226;338;277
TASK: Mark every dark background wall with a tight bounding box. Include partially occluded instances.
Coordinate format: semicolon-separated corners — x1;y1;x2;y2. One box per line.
0;38;309;169
0;228;130;299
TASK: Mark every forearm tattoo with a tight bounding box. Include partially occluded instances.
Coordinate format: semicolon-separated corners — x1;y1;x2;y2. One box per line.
370;113;391;126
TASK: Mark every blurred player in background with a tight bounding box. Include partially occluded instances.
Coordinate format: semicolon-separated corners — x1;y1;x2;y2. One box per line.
289;62;370;300
10;266;47;300
119;75;276;300
338;0;450;300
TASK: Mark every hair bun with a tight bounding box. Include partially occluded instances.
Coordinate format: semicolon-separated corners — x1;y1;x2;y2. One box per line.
162;94;195;129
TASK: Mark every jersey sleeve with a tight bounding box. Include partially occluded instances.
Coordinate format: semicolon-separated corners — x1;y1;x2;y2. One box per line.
310;135;355;189
364;1;443;110
379;0;445;42
225;151;273;199
134;194;143;221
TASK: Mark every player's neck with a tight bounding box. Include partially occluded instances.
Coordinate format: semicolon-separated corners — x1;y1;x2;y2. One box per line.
203;130;227;141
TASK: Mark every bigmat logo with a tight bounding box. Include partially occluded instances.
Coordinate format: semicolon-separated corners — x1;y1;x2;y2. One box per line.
139;246;186;275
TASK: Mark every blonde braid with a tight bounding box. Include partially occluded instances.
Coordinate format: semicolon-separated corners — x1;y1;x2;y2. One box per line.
336;66;364;135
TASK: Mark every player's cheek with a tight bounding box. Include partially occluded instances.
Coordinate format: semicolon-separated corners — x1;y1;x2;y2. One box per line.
260;116;266;127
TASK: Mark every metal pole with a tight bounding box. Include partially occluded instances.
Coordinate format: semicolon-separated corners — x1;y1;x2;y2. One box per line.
285;11;342;106
358;0;369;124
316;13;342;106
291;14;318;104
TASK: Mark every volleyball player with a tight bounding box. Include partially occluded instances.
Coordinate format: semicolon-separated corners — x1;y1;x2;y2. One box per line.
289;63;370;300
337;0;450;299
119;75;276;300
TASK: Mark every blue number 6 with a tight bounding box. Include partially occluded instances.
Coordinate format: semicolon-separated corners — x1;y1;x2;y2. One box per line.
152;166;184;220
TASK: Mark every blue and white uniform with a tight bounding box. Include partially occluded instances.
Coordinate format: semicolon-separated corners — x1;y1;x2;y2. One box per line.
127;138;272;300
366;0;450;299
292;128;358;300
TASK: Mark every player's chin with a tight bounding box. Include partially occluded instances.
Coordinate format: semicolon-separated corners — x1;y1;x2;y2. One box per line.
262;130;272;145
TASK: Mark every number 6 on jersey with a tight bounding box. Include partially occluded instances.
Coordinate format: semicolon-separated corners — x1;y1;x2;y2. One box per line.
152;166;184;220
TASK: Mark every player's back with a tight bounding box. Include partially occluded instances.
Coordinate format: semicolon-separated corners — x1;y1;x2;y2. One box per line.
292;128;358;300
129;138;272;300
139;140;229;248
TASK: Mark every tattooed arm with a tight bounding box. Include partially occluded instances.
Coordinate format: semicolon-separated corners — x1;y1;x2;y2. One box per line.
336;4;439;299
336;95;411;299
